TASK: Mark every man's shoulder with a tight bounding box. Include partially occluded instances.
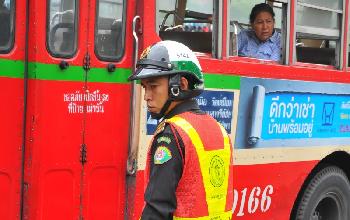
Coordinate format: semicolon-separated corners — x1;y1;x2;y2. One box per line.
154;121;173;137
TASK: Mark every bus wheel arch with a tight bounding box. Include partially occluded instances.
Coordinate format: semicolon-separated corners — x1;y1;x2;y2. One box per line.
291;151;350;220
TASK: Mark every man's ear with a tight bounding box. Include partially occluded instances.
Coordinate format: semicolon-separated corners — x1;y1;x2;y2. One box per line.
180;77;189;90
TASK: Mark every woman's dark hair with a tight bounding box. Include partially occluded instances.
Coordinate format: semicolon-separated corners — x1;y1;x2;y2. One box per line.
249;3;275;24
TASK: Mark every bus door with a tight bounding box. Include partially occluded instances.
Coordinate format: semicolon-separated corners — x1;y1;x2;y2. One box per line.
0;0;26;219
23;0;87;219
24;0;135;219
81;0;135;219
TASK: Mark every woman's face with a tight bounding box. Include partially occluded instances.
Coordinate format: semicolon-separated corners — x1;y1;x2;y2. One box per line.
252;11;275;42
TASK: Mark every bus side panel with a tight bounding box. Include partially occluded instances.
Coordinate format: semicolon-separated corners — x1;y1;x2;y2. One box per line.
129;171;145;220
83;83;131;220
24;80;84;220
232;76;350;219
232;161;317;219
0;0;27;218
0;77;24;220
23;0;91;218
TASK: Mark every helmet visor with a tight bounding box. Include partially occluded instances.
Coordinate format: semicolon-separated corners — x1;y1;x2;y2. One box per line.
129;66;172;81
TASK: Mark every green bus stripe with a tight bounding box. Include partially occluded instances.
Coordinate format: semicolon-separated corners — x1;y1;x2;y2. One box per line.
28;62;85;81
0;58;24;78
1;59;239;88
29;62;131;83
204;73;240;89
88;67;131;83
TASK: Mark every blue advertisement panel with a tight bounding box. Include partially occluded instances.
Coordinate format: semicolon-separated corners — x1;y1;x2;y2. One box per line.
146;90;234;135
262;92;350;139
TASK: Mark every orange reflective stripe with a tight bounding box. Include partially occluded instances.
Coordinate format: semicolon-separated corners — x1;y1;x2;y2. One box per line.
167;116;231;217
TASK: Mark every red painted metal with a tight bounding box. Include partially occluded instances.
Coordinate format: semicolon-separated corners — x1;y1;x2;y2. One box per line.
232;161;318;219
0;78;24;220
24;80;84;220
131;161;318;220
23;0;135;219
199;57;350;83
222;0;228;58
130;171;145;220
0;0;27;219
288;0;296;65
2;0;350;219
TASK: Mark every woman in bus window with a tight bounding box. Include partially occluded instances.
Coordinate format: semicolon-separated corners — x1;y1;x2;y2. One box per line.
238;3;281;61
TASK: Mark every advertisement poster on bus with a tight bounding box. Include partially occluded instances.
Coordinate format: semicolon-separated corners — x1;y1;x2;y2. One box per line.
235;77;350;149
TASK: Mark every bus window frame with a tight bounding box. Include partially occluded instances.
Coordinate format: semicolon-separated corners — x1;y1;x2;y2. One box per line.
94;0;127;62
155;0;222;59
292;0;346;70
46;0;79;59
346;0;350;70
226;0;288;65
0;0;15;54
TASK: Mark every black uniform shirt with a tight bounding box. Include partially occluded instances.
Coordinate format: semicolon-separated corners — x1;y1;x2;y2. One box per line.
141;99;203;220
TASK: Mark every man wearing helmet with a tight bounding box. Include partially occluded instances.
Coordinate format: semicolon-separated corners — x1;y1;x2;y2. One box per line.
129;41;233;219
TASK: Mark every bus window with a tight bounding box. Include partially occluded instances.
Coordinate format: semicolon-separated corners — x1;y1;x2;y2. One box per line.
0;0;14;53
229;0;283;62
348;11;350;67
47;0;77;58
295;0;343;67
95;0;125;61
156;0;214;55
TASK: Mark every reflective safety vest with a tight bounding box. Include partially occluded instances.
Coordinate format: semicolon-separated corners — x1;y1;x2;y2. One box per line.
167;112;233;219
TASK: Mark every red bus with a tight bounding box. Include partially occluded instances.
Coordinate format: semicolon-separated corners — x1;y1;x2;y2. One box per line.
0;0;350;219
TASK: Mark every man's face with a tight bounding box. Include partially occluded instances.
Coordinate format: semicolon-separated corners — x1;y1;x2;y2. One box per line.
141;76;169;115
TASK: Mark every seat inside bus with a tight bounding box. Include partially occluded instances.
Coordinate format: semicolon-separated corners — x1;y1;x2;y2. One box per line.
296;47;335;66
158;9;212;54
95;19;122;57
159;31;212;53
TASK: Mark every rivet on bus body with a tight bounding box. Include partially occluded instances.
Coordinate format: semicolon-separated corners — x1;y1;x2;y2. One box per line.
107;63;116;73
59;60;69;70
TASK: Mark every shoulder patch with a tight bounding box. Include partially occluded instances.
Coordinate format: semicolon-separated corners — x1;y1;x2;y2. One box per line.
154;146;172;165
140;46;151;59
157;136;171;144
154;121;166;135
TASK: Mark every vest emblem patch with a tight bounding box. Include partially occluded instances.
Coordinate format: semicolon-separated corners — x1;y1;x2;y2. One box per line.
209;155;225;187
154;146;172;164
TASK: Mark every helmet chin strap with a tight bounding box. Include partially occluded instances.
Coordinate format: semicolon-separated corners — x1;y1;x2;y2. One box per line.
150;99;172;120
149;74;183;120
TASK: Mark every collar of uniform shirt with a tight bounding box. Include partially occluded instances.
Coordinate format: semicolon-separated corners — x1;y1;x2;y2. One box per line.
163;99;202;120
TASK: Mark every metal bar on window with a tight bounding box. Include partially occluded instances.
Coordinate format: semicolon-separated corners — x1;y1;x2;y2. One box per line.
298;3;343;14
296;25;340;39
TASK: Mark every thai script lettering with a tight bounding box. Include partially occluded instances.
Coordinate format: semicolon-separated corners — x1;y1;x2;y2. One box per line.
341;101;350;109
267;95;315;137
269;96;315;119
193;91;234;134
268;122;313;137
64;90;109;114
211;97;233;107
340;113;350;120
207;109;232;119
340;124;350;132
196;97;207;106
219;121;231;131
